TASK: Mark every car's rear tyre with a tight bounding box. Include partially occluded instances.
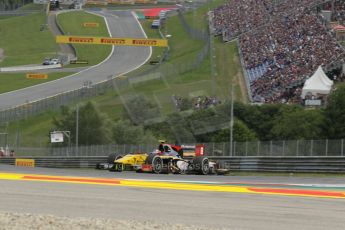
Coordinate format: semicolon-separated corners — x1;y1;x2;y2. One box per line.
115;155;123;161
194;156;209;175
116;163;124;172
152;155;163;174
107;153;117;164
145;153;156;164
178;149;184;158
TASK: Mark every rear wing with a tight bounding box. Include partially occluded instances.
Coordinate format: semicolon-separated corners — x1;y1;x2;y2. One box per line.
181;144;205;157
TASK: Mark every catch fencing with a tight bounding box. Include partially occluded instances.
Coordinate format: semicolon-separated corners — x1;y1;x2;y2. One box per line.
237;39;253;102
7;139;345;157
0;10;210;123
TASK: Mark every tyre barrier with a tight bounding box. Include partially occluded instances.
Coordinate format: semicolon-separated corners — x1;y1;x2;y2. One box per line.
1;156;345;173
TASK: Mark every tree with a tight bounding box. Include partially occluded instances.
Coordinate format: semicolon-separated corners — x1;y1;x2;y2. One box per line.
122;95;160;125
270;105;324;140
1;0;28;10
166;112;195;143
52;102;112;145
207;119;257;143
112;120;156;144
179;97;192;111
146;112;196;144
219;102;282;140
324;84;345;139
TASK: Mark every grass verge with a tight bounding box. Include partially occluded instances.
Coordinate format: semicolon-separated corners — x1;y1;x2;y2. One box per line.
16;3;46;11
0;72;75;94
57;11;112;66
0;13;58;67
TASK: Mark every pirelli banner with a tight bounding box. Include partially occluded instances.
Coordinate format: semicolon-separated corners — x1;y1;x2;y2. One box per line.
83;22;99;27
56;35;168;47
15;159;35;168
26;74;48;79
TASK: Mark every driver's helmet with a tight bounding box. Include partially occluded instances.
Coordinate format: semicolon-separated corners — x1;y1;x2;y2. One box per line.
158;140;166;152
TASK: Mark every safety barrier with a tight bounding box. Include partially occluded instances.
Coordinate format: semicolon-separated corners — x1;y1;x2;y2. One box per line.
0;64;62;72
0;156;107;168
1;156;345;173
213;157;345;173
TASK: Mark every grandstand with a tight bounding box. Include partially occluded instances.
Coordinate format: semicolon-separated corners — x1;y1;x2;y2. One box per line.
211;0;345;103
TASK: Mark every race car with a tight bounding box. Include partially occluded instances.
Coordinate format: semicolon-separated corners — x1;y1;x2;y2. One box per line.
138;144;218;175
96;141;185;172
96;152;148;172
96;143;229;175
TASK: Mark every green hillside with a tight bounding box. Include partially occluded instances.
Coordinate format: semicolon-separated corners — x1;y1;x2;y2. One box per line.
0;72;75;94
57;11;112;66
0;13;58;67
4;0;245;147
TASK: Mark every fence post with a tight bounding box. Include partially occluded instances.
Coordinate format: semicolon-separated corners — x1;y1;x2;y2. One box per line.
222;142;225;156
325;139;328;156
212;142;215;156
245;141;248;156
270;141;273;156
282;140;285;156
257;141;260;156
233;142;236;156
341;139;344;156
310;140;313;156
296;140;299;156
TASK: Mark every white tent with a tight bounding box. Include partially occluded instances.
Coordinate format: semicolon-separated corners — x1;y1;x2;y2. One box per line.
301;66;333;99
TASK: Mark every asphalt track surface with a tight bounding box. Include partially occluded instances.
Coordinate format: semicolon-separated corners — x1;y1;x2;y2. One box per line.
1;165;345;230
0;10;150;110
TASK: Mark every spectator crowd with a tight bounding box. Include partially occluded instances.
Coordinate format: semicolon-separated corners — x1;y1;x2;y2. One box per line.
172;95;221;110
333;0;345;25
323;0;345;25
212;0;327;41
211;0;345;103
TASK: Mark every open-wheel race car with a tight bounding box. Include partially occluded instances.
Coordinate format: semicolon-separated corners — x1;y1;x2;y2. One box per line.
139;144;216;175
96;143;229;175
96;152;148;172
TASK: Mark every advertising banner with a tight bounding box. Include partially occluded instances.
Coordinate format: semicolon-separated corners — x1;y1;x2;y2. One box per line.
70;60;89;64
56;35;168;47
26;74;48;79
85;0;108;5
305;99;322;106
15;159;35;167
50;132;64;143
83;22;99;27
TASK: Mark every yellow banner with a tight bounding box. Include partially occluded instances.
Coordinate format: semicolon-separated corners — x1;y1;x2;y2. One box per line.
56;35;168;47
26;74;48;79
85;0;108;5
83;22;99;27
15;159;35;167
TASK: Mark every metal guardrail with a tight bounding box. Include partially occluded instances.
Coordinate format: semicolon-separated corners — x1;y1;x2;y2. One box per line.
0;64;62;72
0;11;42;15
215;156;345;173
2;156;345;173
0;156;107;168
